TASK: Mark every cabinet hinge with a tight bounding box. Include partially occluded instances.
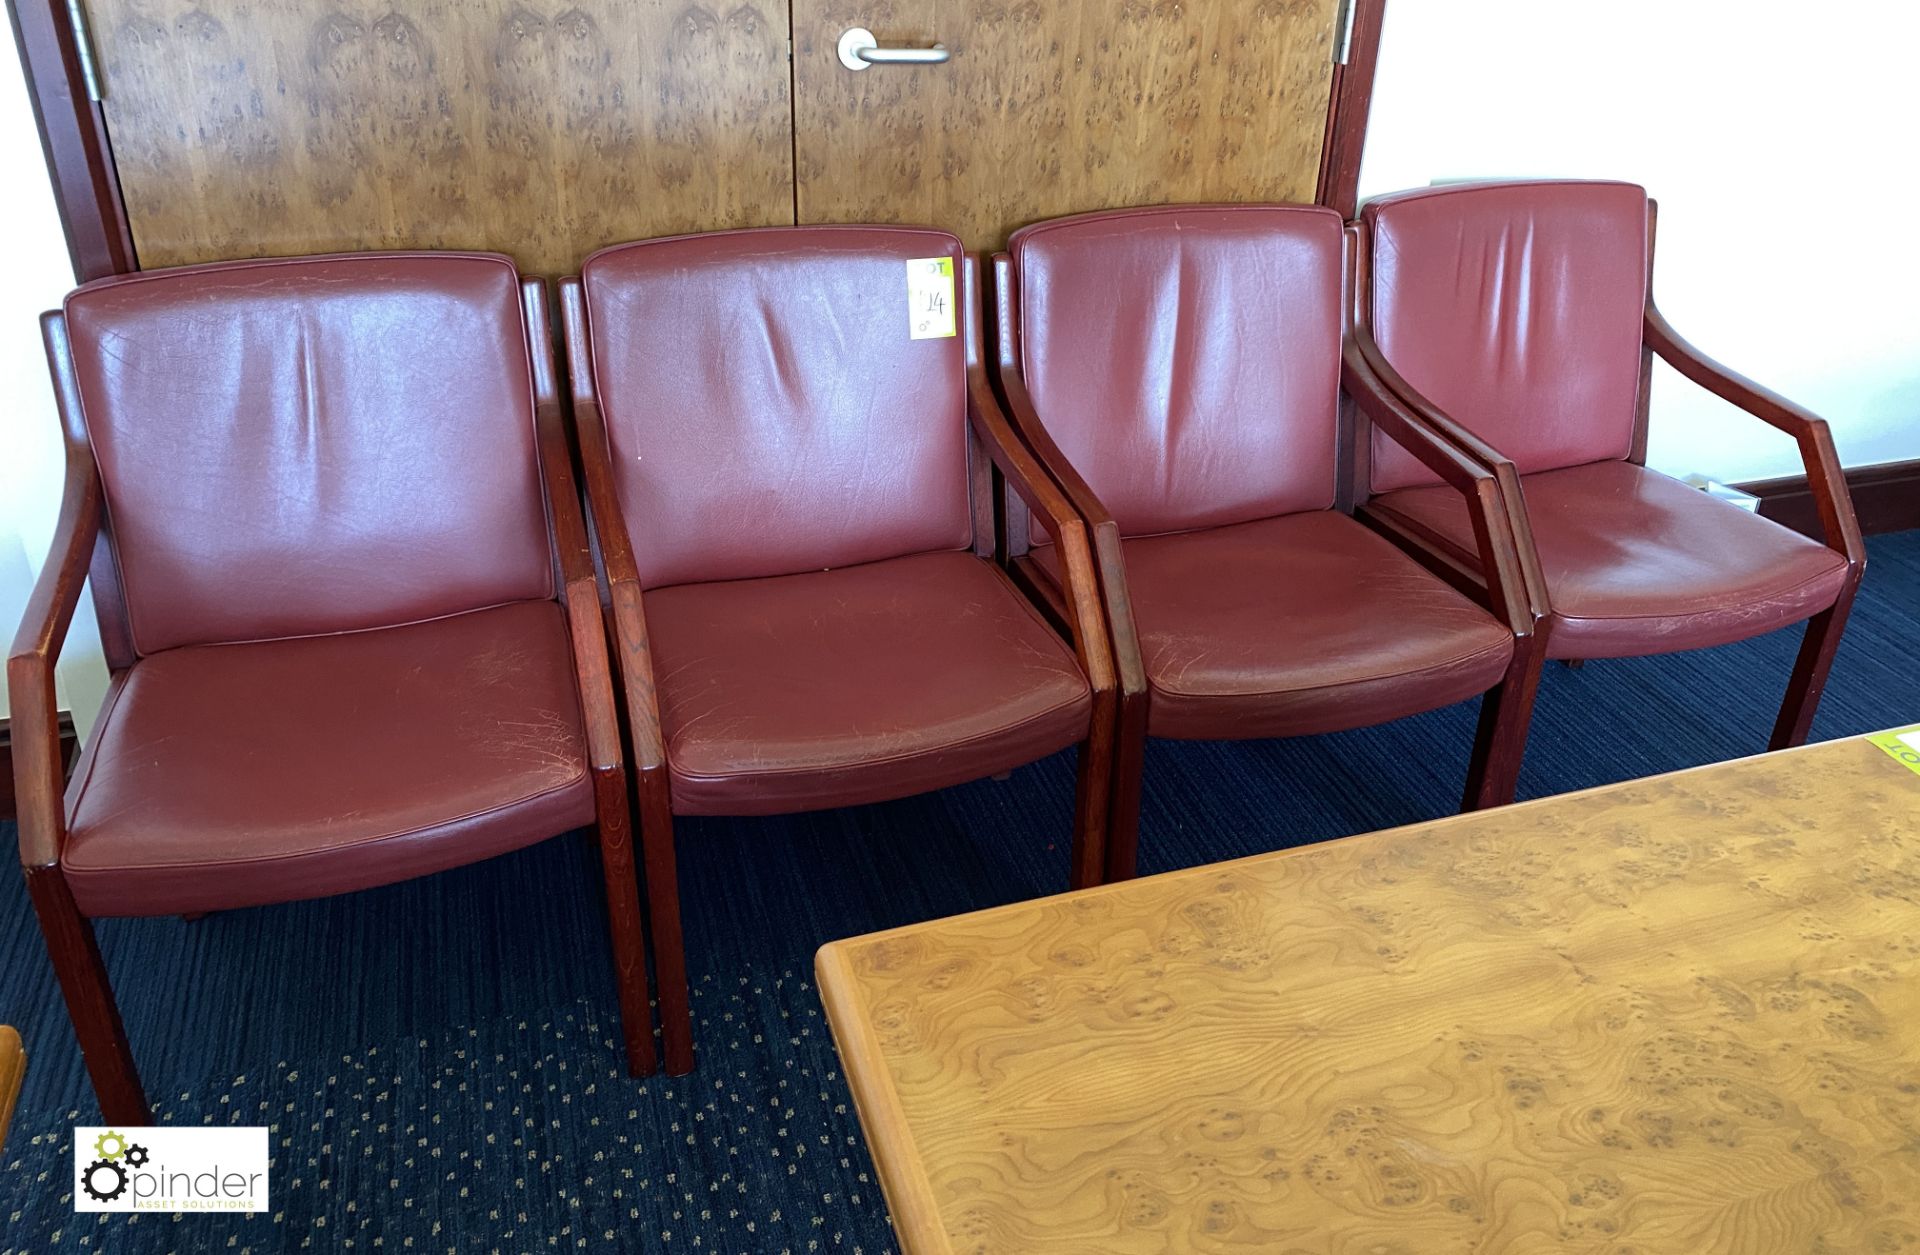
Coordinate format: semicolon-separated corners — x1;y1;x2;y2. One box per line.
1332;0;1357;65
66;0;105;102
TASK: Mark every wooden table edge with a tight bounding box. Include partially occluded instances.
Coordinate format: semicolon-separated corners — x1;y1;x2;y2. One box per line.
813;730;1916;1252
815;944;956;1255
0;1026;24;1152
832;732;1896;957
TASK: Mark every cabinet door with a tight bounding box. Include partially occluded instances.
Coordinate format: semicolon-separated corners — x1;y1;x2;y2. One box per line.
91;1;796;273
791;0;1344;251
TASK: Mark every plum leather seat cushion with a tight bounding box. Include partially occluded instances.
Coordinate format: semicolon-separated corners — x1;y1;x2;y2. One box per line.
1036;511;1512;739
62;601;595;917
644;551;1092;815
1369;461;1850;658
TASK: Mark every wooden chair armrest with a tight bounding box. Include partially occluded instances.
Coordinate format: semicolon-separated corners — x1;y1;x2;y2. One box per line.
557;277;670;775
525;280;624;776
1350;323;1550;622
1350;323;1513;474
1343;339;1538;636
7;446;101;870
967;370;1116;696
989;366;1147;700
1643;305;1865;568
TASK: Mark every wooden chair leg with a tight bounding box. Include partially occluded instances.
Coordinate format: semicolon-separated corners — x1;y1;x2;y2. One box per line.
1770;591;1857;752
1067;741;1108;893
591;766;657;1077
1102;689;1150;884
1065;687;1118;891
636;769;693;1076
23;867;149;1125
1463;640;1546;811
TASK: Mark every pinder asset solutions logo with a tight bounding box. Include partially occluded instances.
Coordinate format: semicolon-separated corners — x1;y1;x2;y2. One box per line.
74;1126;269;1212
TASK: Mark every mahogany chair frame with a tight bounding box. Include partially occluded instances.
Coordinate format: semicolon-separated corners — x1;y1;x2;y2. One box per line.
986;240;1540;883
1349;203;1866;753
8;278;656;1126
559;255;1117;1077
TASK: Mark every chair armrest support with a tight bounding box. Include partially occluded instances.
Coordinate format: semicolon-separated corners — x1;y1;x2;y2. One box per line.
557;278;671;776
535;395;626;776
7;446;101;870
1343;338;1538;637
1643;305;1865;570
989;367;1147;702
967;370;1116;696
1350;324;1550;623
525;280;625;776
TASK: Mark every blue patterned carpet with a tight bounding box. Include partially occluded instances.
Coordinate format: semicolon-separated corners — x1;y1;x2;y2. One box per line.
3;530;1917;1253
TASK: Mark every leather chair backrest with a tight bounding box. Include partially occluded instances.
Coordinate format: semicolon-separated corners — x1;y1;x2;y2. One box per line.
1008;204;1345;538
1363;180;1650;493
579;226;972;590
62;253;554;655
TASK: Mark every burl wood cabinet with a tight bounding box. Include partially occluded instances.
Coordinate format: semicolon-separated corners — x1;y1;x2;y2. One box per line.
13;0;1384;278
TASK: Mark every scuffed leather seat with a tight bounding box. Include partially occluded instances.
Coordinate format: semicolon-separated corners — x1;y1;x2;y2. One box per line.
1040;512;1512;739
562;225;1115;1075
1368;460;1849;659
1355;180;1863;751
646;551;1092;815
996;204;1536;880
12;252;656;1126
62;600;594;916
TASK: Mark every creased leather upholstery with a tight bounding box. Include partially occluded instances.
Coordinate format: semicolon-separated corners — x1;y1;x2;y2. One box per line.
62;601;595;916
1033;514;1512;738
1009;205;1344;535
1364;181;1649;493
1009;204;1513;742
645;551;1091;815
581;227;973;590
64;253;554;654
1370;462;1850;658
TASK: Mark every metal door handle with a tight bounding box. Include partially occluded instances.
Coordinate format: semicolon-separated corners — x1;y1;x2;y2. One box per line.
837;27;950;71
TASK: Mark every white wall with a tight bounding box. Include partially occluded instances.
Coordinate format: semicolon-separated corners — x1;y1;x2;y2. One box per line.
1;41;108;732
1359;0;1920;484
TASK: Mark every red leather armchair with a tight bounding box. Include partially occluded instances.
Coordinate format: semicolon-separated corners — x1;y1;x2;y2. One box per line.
1355;181;1863;753
561;226;1117;1076
8;254;656;1125
992;205;1540;881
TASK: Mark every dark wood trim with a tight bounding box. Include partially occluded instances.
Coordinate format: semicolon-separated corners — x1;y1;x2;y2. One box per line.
0;711;78;822
1738;458;1920;541
1628;200;1658;465
8;0;136;280
1315;0;1387;220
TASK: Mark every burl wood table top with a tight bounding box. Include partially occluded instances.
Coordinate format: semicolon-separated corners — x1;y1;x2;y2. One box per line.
0;1026;23;1152
817;731;1920;1254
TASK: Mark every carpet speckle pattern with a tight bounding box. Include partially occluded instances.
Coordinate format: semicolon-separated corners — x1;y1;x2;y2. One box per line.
3;531;1916;1253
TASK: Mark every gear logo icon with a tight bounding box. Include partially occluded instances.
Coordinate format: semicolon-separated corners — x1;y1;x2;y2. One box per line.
81;1156;129;1203
123;1144;151;1169
92;1129;128;1161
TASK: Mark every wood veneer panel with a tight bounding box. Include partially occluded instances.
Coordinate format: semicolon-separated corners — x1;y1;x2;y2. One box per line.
90;1;795;274
792;0;1343;252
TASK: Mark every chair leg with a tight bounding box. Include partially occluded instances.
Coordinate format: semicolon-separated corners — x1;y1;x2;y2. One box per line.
1067;739;1109;893
1770;592;1857;752
591;765;657;1077
636;769;693;1076
1102;689;1150;884
1463;640;1546;811
24;867;149;1125
1065;685;1118;891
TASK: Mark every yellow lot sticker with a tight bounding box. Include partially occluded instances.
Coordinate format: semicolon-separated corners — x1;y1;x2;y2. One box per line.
1868;725;1920;776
